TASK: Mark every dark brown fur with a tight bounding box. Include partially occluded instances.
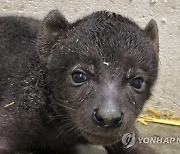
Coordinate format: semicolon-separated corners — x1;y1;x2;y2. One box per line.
0;10;159;154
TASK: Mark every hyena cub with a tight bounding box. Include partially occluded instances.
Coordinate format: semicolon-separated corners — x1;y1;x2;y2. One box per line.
0;9;158;154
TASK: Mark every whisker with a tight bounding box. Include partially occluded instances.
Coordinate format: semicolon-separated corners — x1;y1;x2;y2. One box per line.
56;122;74;139
56;103;75;111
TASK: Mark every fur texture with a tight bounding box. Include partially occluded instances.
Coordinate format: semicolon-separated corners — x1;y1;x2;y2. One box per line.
0;10;159;154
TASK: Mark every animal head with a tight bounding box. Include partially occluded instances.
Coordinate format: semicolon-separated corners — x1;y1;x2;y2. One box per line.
37;10;159;145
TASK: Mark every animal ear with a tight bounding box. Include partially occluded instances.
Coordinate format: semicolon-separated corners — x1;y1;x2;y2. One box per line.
37;9;69;62
144;19;159;53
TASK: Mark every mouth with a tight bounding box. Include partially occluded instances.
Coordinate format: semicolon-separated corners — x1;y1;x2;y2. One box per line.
81;131;121;146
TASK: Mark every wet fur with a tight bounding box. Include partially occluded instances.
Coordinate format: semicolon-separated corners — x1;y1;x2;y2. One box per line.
0;10;158;154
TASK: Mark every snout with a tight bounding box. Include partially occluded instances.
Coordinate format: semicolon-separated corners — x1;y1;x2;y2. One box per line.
79;101;125;145
80;105;125;145
92;108;124;128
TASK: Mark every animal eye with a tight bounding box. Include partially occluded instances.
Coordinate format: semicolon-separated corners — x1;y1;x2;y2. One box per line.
72;71;87;85
131;77;144;90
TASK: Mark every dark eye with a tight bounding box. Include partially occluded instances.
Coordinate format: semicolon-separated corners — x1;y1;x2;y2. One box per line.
72;71;87;85
131;77;144;90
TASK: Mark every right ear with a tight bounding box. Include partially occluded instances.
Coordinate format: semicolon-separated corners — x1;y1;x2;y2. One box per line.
37;9;69;62
144;19;159;53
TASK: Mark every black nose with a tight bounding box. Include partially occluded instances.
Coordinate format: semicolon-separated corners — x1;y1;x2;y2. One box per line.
92;108;123;128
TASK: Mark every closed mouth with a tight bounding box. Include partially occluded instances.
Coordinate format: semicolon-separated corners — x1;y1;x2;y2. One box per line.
83;132;118;142
83;131;115;138
81;131;120;145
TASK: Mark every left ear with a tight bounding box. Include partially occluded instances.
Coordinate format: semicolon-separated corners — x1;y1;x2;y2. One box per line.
144;19;159;53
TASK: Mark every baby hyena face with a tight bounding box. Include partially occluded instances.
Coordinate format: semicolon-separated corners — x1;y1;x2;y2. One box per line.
37;10;159;145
